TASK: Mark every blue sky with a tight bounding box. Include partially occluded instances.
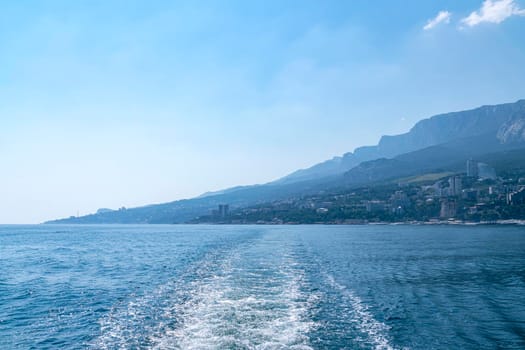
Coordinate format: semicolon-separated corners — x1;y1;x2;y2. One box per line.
1;0;525;223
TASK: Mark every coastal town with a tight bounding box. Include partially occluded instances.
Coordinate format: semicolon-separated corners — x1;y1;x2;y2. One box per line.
195;159;525;225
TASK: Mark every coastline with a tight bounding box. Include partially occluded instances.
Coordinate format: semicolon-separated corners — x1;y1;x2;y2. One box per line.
187;219;525;226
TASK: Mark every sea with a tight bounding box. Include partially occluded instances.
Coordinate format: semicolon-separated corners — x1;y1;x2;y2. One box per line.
1;224;524;349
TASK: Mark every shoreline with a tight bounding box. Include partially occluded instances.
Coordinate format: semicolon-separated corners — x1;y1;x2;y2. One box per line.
187;219;525;226
38;219;525;226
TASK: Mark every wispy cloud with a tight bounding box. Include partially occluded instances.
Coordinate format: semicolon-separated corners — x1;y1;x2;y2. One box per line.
461;0;525;26
424;11;452;30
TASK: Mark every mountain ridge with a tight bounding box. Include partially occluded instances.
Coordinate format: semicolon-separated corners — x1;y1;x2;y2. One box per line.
46;99;525;224
278;99;525;184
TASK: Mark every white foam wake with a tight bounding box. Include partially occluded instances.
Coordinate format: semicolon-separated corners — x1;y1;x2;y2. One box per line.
92;245;318;349
152;251;317;349
325;274;396;350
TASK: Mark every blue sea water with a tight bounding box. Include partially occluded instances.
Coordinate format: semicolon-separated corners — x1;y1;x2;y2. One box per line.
1;225;524;349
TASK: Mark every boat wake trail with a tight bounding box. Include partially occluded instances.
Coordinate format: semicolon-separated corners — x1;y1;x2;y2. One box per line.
324;274;396;350
93;237;318;349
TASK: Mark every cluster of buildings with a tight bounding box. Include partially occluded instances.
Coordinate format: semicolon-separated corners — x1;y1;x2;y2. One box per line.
305;160;509;220
361;159;524;220
199;160;525;224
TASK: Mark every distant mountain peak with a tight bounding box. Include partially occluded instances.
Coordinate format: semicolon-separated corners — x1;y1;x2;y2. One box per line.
496;100;525;144
276;99;525;184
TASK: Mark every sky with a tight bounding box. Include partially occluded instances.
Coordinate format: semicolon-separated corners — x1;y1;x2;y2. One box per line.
1;0;525;223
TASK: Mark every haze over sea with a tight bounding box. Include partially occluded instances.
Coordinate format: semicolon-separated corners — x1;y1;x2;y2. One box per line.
1;224;524;349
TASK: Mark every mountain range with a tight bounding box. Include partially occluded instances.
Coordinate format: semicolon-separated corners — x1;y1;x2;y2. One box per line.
46;99;525;224
280;99;525;183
